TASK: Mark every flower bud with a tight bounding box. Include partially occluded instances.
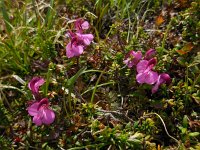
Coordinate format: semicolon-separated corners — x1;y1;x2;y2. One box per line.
144;49;156;60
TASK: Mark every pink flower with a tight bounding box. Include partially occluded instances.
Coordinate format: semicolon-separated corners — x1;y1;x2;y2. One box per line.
66;19;94;58
144;49;156;60
66;33;94;58
75;18;89;33
76;33;94;45
152;73;171;94
27;98;55;126
123;51;142;68
66;41;84;58
28;77;45;96
136;58;158;84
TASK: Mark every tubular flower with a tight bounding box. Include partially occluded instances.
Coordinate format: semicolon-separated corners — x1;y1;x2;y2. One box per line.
151;73;171;94
66;31;94;58
28;77;45;97
136;58;158;84
27;98;55;126
144;49;156;60
123;50;142;68
75;18;89;33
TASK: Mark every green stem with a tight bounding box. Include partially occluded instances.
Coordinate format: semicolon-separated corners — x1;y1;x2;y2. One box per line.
45;63;52;96
82;81;114;95
91;68;105;103
161;17;174;54
68;88;72;115
184;65;190;112
191;73;200;92
126;5;131;43
83;70;103;74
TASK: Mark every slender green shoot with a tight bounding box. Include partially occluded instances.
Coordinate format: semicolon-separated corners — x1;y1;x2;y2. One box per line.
91;68;106;103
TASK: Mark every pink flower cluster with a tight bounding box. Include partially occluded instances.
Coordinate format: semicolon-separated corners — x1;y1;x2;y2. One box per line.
124;49;171;94
66;18;94;58
27;77;55;126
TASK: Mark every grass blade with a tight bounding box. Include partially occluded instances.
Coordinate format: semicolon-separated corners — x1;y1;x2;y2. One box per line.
0;0;12;33
45;0;55;29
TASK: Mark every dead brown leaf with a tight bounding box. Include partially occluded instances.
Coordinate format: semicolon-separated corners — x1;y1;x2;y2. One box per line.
155;15;164;26
177;43;194;55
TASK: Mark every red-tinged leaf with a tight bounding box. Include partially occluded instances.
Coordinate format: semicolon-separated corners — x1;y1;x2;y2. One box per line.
176;43;194;55
155;15;164;26
189;120;200;129
14;137;21;143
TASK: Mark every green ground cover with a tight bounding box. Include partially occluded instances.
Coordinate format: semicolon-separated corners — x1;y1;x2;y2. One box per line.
0;0;199;149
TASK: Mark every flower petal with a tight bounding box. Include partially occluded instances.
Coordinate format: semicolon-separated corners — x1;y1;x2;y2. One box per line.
151;73;171;94
136;60;148;73
76;33;94;45
75;18;90;32
81;21;89;30
160;73;171;85
66;42;75;58
123;59;134;68
33;115;42;126
152;80;160;94
41;108;55;125
27;102;39;116
124;51;142;68
145;71;158;84
147;58;157;68
136;72;146;84
28;77;45;94
73;45;84;56
66;41;84;58
130;51;142;63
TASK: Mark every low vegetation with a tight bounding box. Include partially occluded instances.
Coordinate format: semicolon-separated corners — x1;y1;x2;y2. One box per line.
0;0;199;149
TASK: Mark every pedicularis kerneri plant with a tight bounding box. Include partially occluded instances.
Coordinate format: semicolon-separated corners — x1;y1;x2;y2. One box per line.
124;49;171;94
27;77;55;126
26;18;94;126
66;18;94;58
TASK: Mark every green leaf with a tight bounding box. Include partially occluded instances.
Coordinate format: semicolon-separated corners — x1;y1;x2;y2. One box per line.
67;67;87;90
183;115;188;128
178;126;187;134
0;0;12;33
45;0;55;29
189;132;199;137
189;52;200;67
